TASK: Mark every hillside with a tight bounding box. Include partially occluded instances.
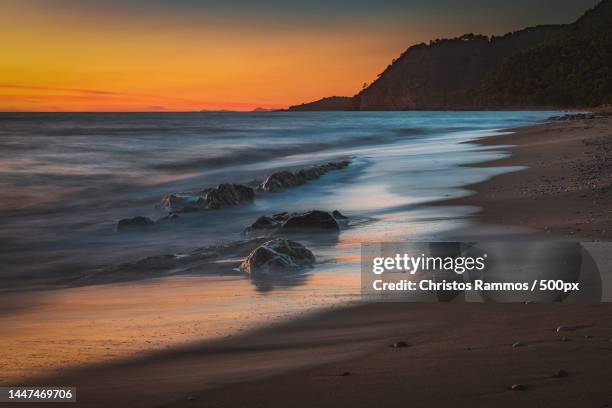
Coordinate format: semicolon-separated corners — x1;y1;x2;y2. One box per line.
289;0;611;110
464;0;612;107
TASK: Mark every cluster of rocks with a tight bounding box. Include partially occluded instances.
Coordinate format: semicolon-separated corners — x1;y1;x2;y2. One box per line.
549;113;596;121
258;160;351;192
239;238;315;275
240;209;348;274
244;210;347;234
116;160;351;231
158;183;255;213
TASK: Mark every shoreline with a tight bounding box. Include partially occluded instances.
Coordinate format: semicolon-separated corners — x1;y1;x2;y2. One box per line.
8;115;612;407
439;112;612;241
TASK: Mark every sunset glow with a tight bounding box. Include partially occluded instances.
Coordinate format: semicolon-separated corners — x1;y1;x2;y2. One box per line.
0;0;597;111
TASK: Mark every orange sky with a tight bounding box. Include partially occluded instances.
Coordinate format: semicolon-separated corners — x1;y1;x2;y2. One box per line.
0;0;597;112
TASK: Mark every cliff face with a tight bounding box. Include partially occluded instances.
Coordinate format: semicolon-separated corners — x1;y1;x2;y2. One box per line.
288;0;611;110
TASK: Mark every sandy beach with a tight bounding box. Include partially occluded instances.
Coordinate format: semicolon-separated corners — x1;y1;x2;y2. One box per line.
2;0;611;406
6;113;611;407
445;112;612;241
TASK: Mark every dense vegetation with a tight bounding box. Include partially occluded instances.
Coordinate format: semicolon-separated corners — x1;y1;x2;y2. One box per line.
289;0;611;110
466;0;612;107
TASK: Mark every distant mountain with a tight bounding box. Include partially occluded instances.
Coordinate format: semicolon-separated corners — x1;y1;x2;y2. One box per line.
289;96;354;111
289;0;611;110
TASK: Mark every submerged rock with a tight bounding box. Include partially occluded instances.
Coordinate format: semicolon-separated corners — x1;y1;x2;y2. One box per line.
117;216;155;231
280;210;340;231
239;238;315;274
258;160;351;192
159;183;254;213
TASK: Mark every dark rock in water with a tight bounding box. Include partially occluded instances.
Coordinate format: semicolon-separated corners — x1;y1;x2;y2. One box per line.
552;369;569;378
332;210;348;220
240;238;315;274
117;216;155;231
205;184;255;209
243;212;293;234
280;210;340;232
510;384;526;391
556;325;577;332
244;210;342;234
159;183;254;213
511;341;525;348
259;171;301;192
258;160;351;192
391;341;410;348
340;371;351;377
251;215;283;230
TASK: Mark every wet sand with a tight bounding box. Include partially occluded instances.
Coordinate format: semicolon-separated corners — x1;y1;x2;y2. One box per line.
444;112;612;241
12;303;612;408
8;114;612;407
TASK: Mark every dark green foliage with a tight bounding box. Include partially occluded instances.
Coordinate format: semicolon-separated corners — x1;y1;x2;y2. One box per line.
466;0;612;107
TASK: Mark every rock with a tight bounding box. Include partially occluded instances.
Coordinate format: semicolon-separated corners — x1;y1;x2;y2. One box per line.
556;325;577;332
239;238;315;274
332;210;348;219
243;213;293;233
244;210;343;234
205;184;255;209
510;384;526;391
259;171;301;192
340;371;351;376
511;341;524;348
391;341;410;348
550;113;596;121
117;216;155;231
159;184;254;213
158;192;202;213
251;216;279;229
552;369;569;378
258;160;351;192
280;210;340;232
